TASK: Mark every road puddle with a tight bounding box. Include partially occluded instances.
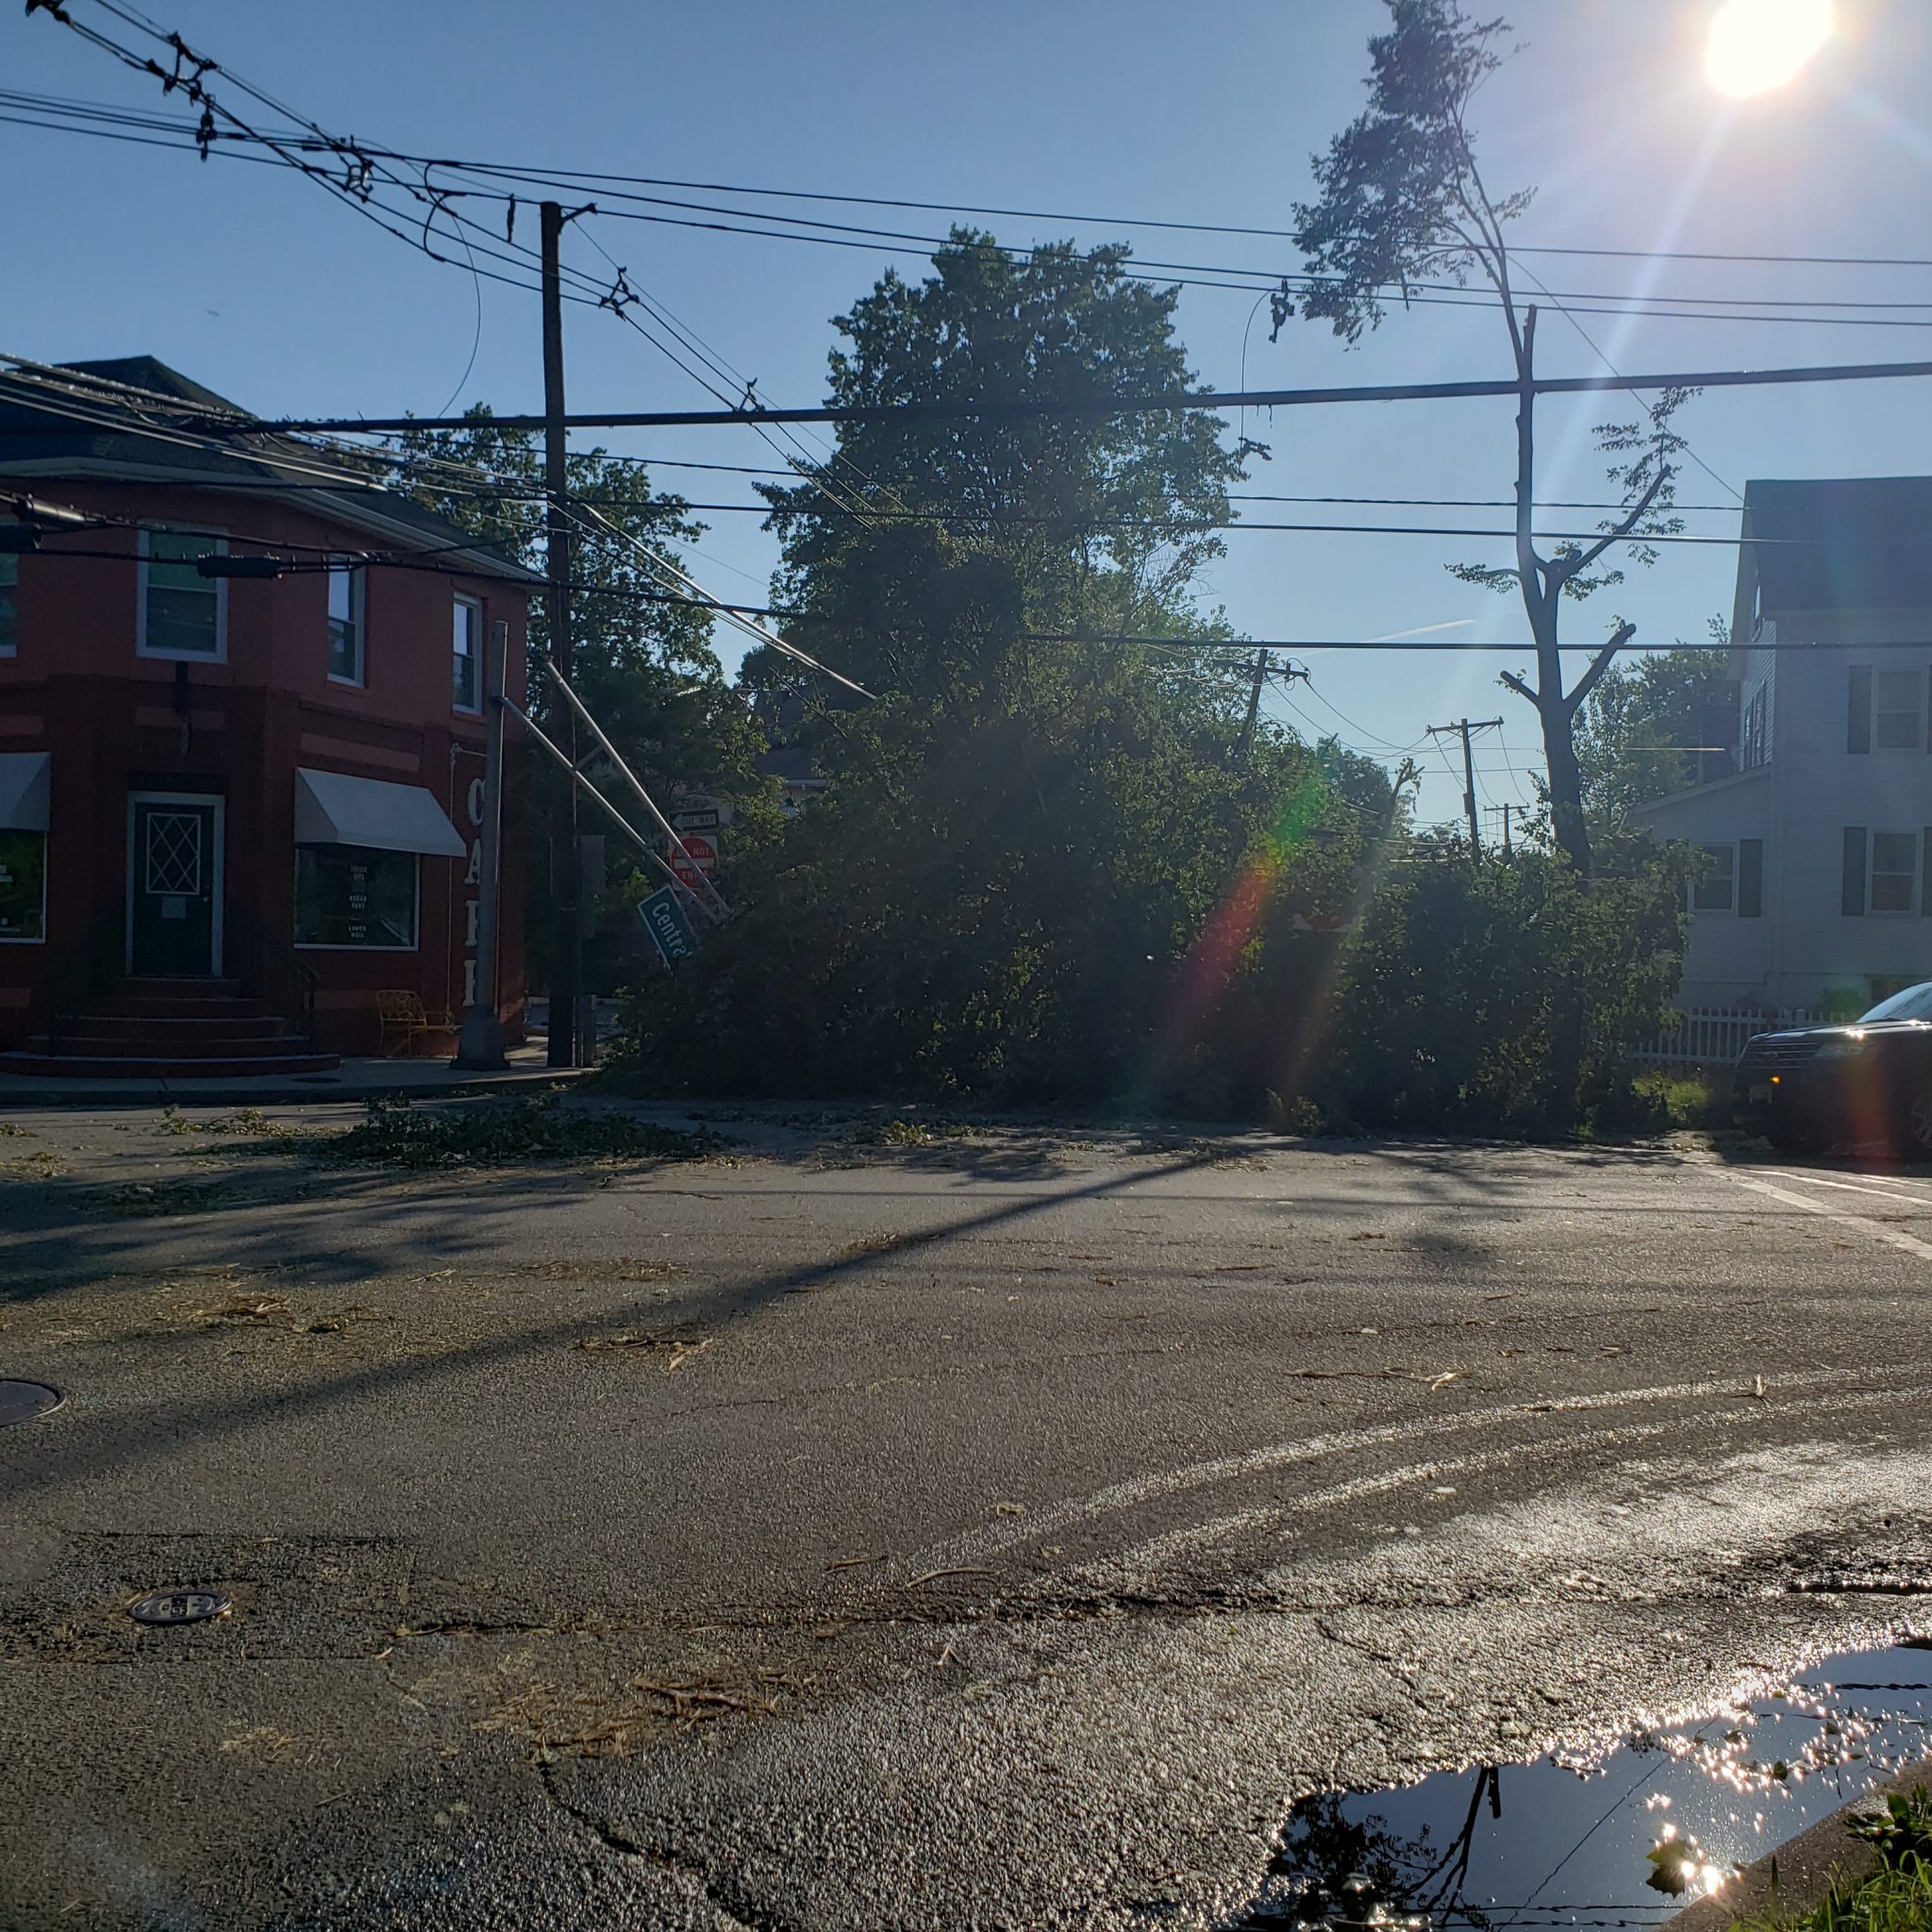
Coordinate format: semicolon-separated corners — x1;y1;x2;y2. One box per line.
1238;1641;1932;1928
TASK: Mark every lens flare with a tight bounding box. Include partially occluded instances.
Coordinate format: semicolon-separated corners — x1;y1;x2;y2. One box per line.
1143;771;1382;1108
1705;0;1832;97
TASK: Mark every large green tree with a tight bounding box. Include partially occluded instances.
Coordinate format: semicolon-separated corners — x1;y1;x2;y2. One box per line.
622;236;1396;1105
1575;634;1733;829
1291;0;1692;877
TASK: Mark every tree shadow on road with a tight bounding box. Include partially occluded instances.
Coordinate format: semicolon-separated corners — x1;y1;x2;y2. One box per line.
0;1149;1226;1506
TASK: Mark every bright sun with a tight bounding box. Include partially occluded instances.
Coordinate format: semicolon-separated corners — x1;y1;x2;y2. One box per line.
1705;0;1833;96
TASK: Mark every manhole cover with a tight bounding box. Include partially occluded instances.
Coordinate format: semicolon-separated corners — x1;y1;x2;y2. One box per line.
0;1380;63;1428
129;1589;232;1626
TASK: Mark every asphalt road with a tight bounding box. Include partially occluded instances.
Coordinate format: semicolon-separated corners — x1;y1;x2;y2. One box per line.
3;1103;1931;1929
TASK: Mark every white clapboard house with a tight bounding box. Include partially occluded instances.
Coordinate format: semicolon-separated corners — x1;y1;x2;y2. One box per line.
1636;476;1932;1027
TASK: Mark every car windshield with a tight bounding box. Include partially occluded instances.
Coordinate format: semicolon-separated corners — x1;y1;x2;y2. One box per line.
1858;982;1932;1023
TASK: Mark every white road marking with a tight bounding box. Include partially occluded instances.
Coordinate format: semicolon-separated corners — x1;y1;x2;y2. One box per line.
896;1365;1900;1576
1725;1170;1932;1261
1758;1168;1932;1206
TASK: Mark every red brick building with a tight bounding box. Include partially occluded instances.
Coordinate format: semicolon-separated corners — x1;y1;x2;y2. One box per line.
0;358;537;1074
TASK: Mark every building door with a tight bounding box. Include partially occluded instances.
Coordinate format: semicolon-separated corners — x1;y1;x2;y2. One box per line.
128;793;223;977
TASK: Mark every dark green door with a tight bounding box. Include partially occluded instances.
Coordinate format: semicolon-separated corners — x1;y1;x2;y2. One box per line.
130;797;219;977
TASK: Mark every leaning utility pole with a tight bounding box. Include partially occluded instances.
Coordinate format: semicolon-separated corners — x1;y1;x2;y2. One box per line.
1427;718;1503;859
1237;650;1309;765
541;201;579;1069
1238;645;1268;760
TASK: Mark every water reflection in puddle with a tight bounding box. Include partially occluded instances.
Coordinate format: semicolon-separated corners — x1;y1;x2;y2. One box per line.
1238;1642;1932;1929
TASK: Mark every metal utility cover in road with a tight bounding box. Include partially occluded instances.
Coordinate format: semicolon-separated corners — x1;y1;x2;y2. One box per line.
129;1589;232;1626
639;887;696;965
0;1379;62;1427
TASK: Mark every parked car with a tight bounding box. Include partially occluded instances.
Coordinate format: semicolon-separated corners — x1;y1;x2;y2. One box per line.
1735;981;1932;1154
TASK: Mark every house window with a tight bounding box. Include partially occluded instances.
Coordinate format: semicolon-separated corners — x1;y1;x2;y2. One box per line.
452;595;481;712
1740;684;1768;769
0;552;17;656
138;528;226;659
1691;843;1736;912
326;563;364;685
1871;831;1919;912
1874;669;1924;750
1843;826;1927;916
0;828;45;941
293;844;418;949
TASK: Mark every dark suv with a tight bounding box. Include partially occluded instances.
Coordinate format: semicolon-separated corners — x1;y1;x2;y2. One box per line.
1735;981;1932;1155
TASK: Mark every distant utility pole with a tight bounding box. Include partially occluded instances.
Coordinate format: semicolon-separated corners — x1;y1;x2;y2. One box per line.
1500;801;1513;858
541;201;579;1070
1426;717;1504;858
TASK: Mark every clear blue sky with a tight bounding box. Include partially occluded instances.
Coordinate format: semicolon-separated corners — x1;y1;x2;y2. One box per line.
6;0;1929;827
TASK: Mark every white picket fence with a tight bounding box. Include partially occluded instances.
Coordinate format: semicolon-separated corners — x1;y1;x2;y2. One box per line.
1629;1006;1819;1068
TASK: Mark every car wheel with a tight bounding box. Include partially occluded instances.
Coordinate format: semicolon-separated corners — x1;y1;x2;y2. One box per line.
1898;1090;1932;1161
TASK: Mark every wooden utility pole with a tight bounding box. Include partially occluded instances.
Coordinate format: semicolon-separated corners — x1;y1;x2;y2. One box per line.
541;201;579;1069
455;618;508;1069
1238;645;1267;760
1237;650;1308;764
1427;717;1503;858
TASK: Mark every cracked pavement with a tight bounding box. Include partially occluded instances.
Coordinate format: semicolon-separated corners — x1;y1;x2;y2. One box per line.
3;1103;1931;1928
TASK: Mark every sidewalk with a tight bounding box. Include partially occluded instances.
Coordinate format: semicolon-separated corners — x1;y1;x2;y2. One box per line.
0;1041;593;1108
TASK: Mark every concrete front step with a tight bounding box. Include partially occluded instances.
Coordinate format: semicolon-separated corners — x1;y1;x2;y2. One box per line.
95;995;267;1022
124;977;242;995
58;1014;293;1044
43;1032;309;1060
0;1050;340;1080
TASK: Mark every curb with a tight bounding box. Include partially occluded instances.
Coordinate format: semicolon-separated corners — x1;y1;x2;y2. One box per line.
1667;1769;1929;1932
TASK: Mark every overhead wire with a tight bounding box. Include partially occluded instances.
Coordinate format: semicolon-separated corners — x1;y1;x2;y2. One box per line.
14;84;1932;274
10;85;1932;332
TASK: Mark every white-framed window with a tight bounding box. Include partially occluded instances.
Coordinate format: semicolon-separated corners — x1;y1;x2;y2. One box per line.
326;562;364;686
1871;831;1919;913
452;594;481;713
0;551;17;657
293;844;420;949
1874;668;1924;751
1844;826;1924;916
1691;843;1736;912
137;526;227;660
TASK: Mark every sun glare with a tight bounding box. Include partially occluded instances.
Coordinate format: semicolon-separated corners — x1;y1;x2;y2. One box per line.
1705;0;1833;97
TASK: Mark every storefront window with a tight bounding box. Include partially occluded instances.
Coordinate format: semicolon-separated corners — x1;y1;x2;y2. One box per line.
294;843;417;948
0;828;46;941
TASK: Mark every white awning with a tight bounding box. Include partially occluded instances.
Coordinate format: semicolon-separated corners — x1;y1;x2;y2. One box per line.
294;767;466;858
0;752;49;831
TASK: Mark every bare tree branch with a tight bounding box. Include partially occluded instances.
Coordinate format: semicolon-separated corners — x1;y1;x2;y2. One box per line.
1499;668;1538;706
1564;621;1636;718
1548;469;1669;588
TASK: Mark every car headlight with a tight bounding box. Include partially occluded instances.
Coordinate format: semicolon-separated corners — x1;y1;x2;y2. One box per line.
1816;1034;1867;1060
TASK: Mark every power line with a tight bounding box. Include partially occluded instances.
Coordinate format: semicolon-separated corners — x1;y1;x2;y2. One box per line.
17;530;1927;662
256;353;1932;434
12;87;1929;274
12;89;1932;335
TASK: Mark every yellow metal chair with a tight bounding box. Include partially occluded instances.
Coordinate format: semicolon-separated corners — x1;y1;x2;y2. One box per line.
375;990;454;1057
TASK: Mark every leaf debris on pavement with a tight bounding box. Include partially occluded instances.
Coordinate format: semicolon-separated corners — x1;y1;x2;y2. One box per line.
575;1331;711;1371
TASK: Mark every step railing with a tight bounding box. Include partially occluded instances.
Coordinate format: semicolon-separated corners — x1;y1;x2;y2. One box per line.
46;905;126;1056
223;900;318;1051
